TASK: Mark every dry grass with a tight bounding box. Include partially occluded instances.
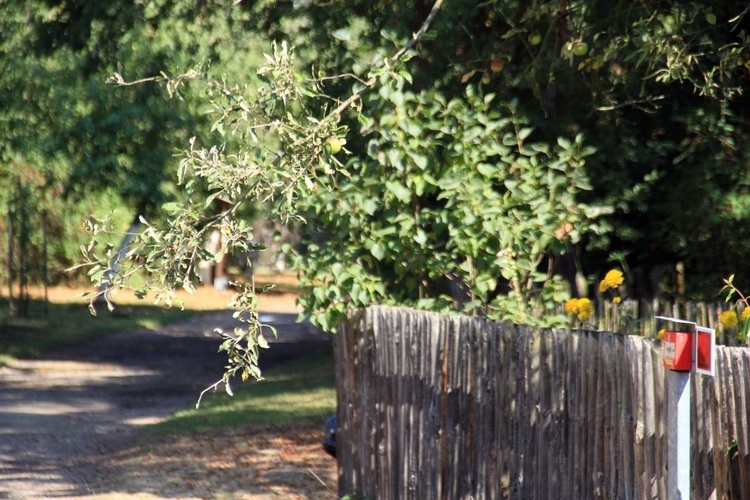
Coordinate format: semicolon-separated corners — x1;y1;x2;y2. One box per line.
89;421;337;499
12;272;303;314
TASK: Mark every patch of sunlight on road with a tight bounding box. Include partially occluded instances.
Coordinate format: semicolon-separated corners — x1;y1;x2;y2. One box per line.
121;416;166;426
1;400;113;415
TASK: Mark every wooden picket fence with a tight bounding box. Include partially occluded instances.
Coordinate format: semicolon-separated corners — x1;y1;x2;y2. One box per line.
333;306;750;499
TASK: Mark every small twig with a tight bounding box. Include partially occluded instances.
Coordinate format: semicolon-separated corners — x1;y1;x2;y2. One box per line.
327;0;445;119
595;94;667;111
196;378;224;408
310;72;369;86
724;278;750;307
730;4;750;32
307;468;336;493
107;72;165;86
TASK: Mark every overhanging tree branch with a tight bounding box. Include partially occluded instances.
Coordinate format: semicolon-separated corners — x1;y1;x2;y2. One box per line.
79;0;448;395
328;0;445;119
109;0;445;122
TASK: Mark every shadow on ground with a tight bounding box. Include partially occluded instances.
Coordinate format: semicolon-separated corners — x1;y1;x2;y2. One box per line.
0;311;332;498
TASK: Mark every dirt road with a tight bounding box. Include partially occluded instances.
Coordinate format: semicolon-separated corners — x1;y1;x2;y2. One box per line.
0;310;332;498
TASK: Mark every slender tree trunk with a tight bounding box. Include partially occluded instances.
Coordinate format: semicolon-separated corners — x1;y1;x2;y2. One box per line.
42;209;49;317
212;200;230;291
7;208;17;318
99;213;141;304
18;204;28;317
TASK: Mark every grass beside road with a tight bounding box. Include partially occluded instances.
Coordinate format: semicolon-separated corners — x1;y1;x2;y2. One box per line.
0;296;214;366
151;346;336;434
94;283;337;498
0;285;235;366
2;280;337;498
0;279;302;366
105;346;338;498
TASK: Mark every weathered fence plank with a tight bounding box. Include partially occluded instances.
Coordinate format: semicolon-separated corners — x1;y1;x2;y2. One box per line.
335;306;750;499
729;348;750;495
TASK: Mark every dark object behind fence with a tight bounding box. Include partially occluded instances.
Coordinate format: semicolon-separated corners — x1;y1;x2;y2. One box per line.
333;306;750;499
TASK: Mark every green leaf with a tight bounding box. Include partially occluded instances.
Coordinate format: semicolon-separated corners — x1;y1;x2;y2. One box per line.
398;70;413;85
162;202;181;214
258;334;270;349
374;226;397;237
385;181;411;202
518;128;533;141
371;242;386;260
477;163;496;177
331;28;351;42
357;113;373;129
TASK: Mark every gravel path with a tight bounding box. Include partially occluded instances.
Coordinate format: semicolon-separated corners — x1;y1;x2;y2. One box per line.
0;311;330;498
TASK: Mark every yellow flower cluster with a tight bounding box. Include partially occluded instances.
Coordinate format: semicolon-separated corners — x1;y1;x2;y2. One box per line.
743;308;750;321
720;310;738;329
565;297;594;321
599;269;624;293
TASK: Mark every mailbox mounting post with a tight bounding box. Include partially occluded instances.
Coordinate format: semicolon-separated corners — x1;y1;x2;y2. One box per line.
655;316;716;500
667;369;691;498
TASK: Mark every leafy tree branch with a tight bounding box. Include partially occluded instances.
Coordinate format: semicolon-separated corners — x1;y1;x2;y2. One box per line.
76;0;446;399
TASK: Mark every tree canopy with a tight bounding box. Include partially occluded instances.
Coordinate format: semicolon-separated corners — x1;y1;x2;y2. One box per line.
3;0;750;381
1;0;269;281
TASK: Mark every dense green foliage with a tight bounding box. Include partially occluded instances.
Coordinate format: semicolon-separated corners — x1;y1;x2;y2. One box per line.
294;87;606;328
274;0;750;302
249;0;750;328
0;0;266;283
3;0;750;378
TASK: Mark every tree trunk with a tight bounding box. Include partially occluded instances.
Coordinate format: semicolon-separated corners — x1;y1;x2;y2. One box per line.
7;208;17;318
98;213;141;304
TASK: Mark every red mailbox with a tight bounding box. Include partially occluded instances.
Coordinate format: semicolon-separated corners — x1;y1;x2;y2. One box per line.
694;326;715;376
656;316;715;376
662;330;692;371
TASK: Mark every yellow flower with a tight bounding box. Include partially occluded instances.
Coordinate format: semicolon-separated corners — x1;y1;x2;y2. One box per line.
599;269;624;293
613;296;622;304
742;308;750;321
657;329;665;340
564;297;593;321
720;310;739;329
577;298;593;321
564;298;580;315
